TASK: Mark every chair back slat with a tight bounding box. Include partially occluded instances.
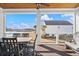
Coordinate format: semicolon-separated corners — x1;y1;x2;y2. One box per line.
2;37;19;56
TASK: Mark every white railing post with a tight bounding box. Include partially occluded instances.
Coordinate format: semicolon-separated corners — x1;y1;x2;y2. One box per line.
55;34;59;44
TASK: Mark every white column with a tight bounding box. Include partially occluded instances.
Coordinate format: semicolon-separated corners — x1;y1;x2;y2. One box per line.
73;13;76;39
0;7;4;41
36;9;41;45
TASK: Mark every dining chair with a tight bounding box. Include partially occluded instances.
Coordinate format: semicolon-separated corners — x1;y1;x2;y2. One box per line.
27;34;37;56
2;37;19;56
0;42;2;56
22;33;29;37
13;33;21;37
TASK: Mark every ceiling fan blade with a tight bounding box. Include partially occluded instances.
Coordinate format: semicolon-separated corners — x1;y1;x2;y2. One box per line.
34;3;49;9
40;3;49;6
35;3;49;6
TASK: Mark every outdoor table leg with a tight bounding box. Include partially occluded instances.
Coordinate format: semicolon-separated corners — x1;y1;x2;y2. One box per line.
17;43;20;56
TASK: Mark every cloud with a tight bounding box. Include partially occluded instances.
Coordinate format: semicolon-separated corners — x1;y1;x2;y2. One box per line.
61;14;73;20
61;14;73;17
7;24;17;29
61;14;73;24
41;14;54;25
8;23;32;29
20;23;32;29
41;14;54;20
41;21;45;25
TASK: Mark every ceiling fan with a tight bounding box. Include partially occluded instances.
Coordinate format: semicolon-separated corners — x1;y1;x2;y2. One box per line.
35;3;49;9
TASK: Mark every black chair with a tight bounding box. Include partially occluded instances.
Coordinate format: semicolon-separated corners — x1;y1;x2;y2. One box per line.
27;34;37;56
22;33;29;37
2;37;19;56
13;33;21;37
0;42;2;56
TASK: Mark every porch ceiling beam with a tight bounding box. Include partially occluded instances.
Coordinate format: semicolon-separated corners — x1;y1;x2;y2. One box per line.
0;3;79;9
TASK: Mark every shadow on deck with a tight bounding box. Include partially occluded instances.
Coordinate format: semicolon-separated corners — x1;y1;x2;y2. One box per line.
37;44;77;56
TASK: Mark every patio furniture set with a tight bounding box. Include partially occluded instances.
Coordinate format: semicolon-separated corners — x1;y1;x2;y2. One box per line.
0;34;38;56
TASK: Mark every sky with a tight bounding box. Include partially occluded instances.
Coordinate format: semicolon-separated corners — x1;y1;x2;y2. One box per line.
6;14;73;29
6;14;36;29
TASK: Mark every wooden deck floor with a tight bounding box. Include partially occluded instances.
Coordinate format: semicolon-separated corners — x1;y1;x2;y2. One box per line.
41;38;65;44
36;38;79;56
36;44;79;56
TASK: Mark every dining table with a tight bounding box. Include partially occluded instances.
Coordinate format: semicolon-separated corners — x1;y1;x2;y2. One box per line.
17;37;32;43
16;37;32;55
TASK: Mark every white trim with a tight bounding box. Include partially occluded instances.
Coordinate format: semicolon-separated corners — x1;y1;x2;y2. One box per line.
40;8;76;14
3;9;37;14
2;8;77;14
40;8;75;11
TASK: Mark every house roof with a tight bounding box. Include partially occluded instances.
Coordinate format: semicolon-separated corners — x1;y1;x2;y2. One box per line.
45;21;72;25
